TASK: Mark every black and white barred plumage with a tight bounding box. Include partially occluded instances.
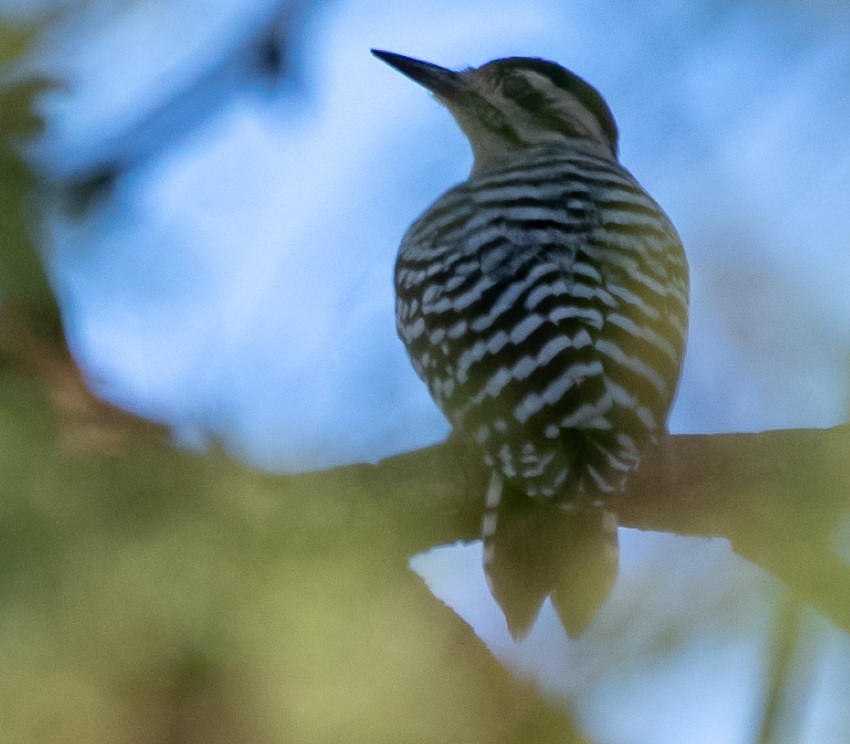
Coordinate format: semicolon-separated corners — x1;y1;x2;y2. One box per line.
397;143;687;499
375;50;688;506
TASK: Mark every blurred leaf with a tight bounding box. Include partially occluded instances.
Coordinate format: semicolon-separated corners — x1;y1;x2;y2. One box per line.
0;23;58;315
0;23;35;64
0;408;586;743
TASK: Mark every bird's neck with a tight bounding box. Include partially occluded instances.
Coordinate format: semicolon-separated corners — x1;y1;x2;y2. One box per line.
469;140;615;177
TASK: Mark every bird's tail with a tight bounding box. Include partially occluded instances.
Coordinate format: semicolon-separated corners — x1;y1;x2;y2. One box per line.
483;474;619;641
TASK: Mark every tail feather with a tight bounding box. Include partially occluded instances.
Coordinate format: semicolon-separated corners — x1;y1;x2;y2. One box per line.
483;474;619;641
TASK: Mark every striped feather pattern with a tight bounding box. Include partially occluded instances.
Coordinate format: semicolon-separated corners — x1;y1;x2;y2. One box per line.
396;144;688;499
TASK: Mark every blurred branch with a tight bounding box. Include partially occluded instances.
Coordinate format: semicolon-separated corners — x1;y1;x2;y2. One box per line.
39;0;328;211
753;596;803;744
0;304;167;453
0;37;167;455
310;425;850;634
615;428;850;630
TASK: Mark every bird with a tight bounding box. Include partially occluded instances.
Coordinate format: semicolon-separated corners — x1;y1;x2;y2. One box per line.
373;50;688;638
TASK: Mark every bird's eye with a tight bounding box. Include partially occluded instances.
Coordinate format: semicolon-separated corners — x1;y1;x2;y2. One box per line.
502;76;547;110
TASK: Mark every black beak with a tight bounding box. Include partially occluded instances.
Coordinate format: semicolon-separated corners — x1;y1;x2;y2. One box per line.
371;50;464;100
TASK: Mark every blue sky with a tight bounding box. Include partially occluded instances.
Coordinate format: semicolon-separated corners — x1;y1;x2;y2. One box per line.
7;0;850;741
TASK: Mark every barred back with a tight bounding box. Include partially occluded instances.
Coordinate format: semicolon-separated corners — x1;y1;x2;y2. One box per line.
396;143;688;499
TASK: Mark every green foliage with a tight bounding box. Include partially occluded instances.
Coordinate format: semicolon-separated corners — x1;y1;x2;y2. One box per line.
0;396;582;742
0;24;58;315
0;24;34;64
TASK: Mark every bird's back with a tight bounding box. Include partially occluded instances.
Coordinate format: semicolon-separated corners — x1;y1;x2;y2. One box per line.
396;143;688;500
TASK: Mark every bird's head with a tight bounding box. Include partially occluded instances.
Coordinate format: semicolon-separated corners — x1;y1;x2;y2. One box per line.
372;50;619;174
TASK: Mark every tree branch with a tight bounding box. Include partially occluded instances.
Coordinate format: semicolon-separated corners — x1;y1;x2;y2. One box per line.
307;426;850;633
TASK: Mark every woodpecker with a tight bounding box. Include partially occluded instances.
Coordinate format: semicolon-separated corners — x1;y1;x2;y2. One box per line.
374;50;688;637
